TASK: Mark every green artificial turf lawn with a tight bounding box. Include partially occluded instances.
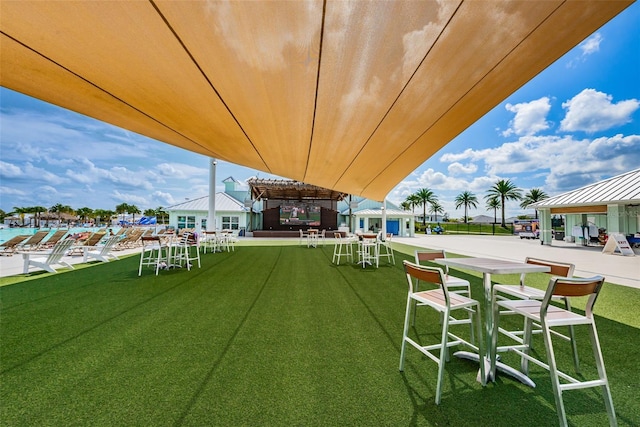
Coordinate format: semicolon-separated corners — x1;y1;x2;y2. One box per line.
1;245;638;426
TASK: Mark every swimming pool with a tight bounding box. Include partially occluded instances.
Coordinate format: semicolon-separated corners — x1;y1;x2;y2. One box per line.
0;226;123;244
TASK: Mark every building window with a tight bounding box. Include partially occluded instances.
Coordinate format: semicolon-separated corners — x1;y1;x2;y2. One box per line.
177;215;196;229
222;216;239;230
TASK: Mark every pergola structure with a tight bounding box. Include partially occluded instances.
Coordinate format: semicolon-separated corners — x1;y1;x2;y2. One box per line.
0;1;633;201
248;179;347;202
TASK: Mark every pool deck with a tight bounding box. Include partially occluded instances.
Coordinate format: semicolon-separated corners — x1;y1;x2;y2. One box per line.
1;234;638;289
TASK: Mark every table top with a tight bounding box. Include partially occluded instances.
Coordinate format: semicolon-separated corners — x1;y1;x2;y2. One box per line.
434;257;550;275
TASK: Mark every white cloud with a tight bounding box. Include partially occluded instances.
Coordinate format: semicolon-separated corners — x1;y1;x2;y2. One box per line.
110;190;148;206
580;33;602;56
566;33;603;68
0;161;23;178
447;162;477;175
150;191;176;207
560;89;639;133
502;97;551;136
0;185;27;196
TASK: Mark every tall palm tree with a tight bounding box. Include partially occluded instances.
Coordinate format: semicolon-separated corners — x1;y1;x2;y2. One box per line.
405;194;421;217
454;191;478;223
129;205;141;225
11;206;29;226
415;188;437;226
486;179;522;227
485;196;501;224
429;200;444;223
27;206;47;227
115;203;130;225
76;207;94;224
399;201;411;211
49;203;65;225
520;188;549;219
155;207;168;225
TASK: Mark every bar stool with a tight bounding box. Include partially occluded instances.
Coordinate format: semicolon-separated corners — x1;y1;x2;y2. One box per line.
399;261;484;404
493;276;616;427
332;233;352;265
357;236;378;268
173;232;201;270
492;258;578;370
376;232;395;265
138;236;165;276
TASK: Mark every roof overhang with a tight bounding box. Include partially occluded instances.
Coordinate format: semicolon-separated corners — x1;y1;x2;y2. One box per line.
248;179;346;201
0;1;632;201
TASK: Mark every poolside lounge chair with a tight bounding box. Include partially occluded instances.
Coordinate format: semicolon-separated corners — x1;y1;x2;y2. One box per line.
83;235;121;263
22;239;75;274
0;235;30;256
19;230;50;250
115;228;144;250
68;232;106;256
40;229;68;249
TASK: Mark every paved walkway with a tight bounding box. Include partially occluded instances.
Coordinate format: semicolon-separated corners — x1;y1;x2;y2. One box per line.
1;234;638;289
393;234;639;289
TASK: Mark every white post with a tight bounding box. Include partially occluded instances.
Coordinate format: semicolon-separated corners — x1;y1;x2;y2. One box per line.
382;198;387;237
208;158;217;231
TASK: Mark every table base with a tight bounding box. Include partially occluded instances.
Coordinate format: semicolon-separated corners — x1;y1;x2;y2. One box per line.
454;351;536;388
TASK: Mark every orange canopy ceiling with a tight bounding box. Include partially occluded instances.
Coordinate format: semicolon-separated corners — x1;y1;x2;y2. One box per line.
0;1;632;201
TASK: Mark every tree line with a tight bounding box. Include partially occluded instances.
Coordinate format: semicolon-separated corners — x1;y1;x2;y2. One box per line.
1;203;169;227
401;179;548;227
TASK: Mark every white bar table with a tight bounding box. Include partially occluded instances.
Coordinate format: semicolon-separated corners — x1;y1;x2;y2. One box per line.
435;257;550;386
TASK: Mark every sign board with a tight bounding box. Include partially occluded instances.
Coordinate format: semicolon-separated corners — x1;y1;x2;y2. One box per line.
602;233;635;256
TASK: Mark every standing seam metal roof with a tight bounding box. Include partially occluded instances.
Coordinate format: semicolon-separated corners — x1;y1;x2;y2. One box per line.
531;168;640;208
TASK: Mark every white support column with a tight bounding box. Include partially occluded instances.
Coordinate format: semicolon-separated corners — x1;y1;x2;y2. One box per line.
207;158;217;231
382;199;387;236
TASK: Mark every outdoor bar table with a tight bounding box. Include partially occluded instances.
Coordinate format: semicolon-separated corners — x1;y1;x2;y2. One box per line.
434;257;550;386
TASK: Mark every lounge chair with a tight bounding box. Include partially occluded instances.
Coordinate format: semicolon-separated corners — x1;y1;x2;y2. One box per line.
115;228;144;250
0;235;30;256
40;229;69;249
68;232;106;256
83;235;121;263
19;230;50;250
22;239;76;274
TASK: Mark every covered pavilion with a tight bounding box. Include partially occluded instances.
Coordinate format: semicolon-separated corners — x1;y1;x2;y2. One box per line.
0;1;633;202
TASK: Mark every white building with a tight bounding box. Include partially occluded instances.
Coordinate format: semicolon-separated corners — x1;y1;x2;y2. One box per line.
531;168;640;246
165;178;257;233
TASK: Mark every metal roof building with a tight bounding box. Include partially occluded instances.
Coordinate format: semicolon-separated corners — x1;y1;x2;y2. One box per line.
532;169;640;246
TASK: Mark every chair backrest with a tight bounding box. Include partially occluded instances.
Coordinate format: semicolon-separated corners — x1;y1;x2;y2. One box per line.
542;276;605;319
99;236;121;253
22;230;50;247
44;230;68;245
47;239;75;262
82;232;106;247
521;257;574;285
415;249;446;263
403;260;449;304
1;235;30;248
415;250;450;274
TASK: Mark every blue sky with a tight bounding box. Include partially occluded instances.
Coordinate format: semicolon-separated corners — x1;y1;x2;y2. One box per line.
1;3;639;219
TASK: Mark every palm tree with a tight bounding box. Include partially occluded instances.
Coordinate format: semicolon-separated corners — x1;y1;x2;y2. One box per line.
115;203;130;225
129;205;141;225
405;194;421;218
454;191;478;223
415;188;437;226
486;179;522;227
76;207;94;224
429;200;444;223
399;201;411;211
49;203;65;225
485;196;501;224
11;206;29;226
520;188;549;219
155;207;168;225
26;206;47;227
